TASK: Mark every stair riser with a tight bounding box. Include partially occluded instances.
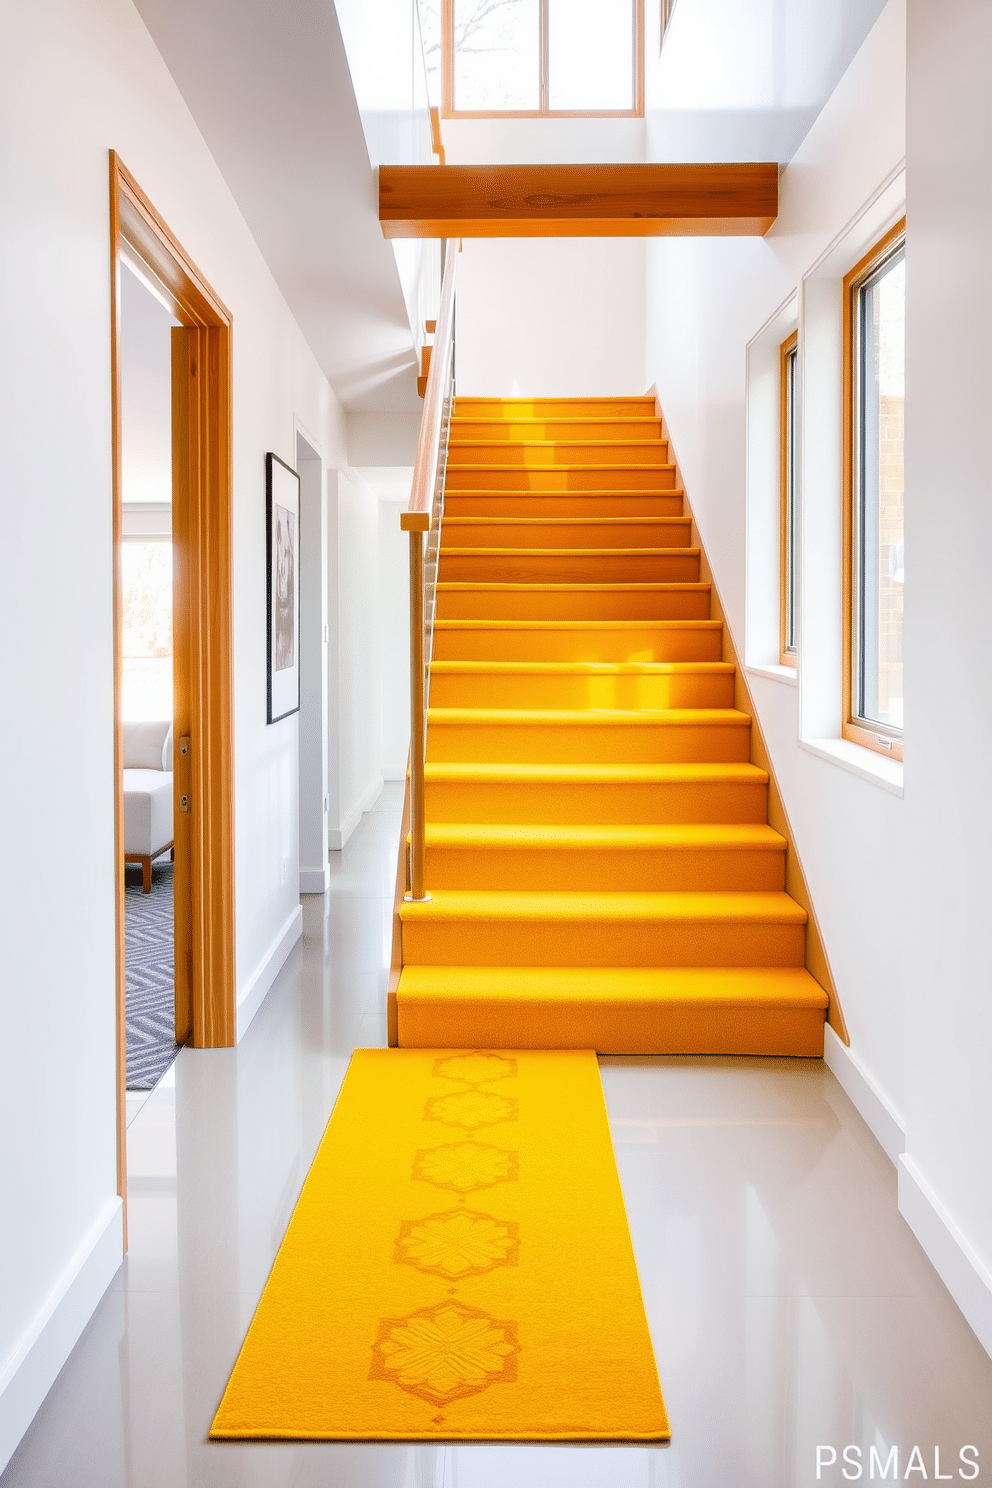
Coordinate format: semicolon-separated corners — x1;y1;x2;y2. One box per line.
445;468;677;492
440;520;692;549
402;918;806;968
429;672;736;709
397;1001;825;1056
450;421;665;443
435;587;712;622
426;722;752;765
454;399;657;418
447;444;673;468
423;846;786;892
437;553;701;584
443;494;686;518
424;778;769;825
432;624;724;663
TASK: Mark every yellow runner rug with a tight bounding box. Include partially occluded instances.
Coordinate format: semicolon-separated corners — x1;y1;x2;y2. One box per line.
211;1047;669;1441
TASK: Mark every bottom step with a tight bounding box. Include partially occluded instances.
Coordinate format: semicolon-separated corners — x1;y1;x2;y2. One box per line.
395;965;828;1056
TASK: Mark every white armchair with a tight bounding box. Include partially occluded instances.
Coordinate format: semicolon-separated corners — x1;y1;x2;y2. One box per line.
123;720;174;893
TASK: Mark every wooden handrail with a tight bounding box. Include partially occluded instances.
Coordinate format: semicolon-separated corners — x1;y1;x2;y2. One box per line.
403;240;458;901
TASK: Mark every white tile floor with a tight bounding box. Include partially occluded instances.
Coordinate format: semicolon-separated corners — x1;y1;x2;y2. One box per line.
5;782;992;1487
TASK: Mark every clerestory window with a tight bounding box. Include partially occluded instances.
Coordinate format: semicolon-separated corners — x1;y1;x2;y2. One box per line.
420;0;644;118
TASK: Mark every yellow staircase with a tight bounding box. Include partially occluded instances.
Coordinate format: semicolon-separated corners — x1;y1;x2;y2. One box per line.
396;396;829;1054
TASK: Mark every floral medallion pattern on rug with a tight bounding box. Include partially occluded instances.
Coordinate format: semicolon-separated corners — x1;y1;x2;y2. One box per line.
369;1300;519;1406
432;1052;517;1085
412;1141;520;1194
374;1052;523;1413
395;1208;520;1279
425;1089;518;1130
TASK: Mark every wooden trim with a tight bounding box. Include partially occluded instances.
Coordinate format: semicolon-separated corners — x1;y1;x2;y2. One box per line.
654;392;848;1045
634;0;645;115
441;0;453;117
441;0;644;119
429;106;446;166
109;159;127;1245
110;149;238;1204
779;330;798;669
170;324;238;1043
403;241;458;530
842;217;906;764
380;163;778;239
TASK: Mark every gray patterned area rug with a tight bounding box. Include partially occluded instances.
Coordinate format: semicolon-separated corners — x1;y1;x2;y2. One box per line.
125;859;179;1090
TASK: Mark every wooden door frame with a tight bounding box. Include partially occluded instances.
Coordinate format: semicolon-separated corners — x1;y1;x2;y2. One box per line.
110;153;237;1227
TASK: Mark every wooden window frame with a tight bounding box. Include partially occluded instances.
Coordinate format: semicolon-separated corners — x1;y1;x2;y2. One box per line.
842;217;906;762
779;329;799;667
440;0;644;119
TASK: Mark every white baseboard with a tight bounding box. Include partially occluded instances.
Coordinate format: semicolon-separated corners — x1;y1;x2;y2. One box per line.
236;903;303;1041
898;1153;992;1361
299;864;330;894
329;774;384;851
823;1024;905;1164
0;1198;123;1474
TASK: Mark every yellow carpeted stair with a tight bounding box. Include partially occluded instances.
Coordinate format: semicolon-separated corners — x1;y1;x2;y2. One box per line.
396;396;829;1055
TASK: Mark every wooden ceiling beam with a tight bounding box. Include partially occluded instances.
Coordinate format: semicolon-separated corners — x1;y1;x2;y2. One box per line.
379;163;778;239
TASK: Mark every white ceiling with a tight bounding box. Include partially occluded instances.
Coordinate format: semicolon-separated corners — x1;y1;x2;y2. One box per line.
133;0;422;413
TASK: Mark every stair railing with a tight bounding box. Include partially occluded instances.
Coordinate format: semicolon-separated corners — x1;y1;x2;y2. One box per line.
402;239;458;902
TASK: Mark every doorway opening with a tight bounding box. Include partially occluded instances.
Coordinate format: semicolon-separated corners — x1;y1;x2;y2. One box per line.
119;262;181;1117
110;154;237;1230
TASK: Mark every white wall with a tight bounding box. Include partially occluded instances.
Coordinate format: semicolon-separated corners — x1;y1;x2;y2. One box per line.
331;469;384;845
0;0;348;1464
444;118;647;398
454;236;646;399
379;494;413;779
645;0;992;1356
899;0;992;1353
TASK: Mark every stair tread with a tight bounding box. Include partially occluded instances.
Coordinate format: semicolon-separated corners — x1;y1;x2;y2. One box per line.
424;761;768;782
398;964;828;1009
433;618;722;630
423;823;786;850
449;418;663;429
442;516;689;526
437;582;709;592
447;463;677;471
428;707;751;726
400;889;808;924
444;491;685;501
449;438;667;446
440;546;699;557
430;660;734;675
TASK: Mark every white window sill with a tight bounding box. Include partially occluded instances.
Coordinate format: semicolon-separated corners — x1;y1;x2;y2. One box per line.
800;736;903;797
746;664;798;688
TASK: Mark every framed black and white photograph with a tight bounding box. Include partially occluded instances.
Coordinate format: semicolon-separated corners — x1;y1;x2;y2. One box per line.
266;452;301;724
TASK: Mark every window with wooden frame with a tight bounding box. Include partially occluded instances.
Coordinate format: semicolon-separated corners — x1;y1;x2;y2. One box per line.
843;219;905;760
422;0;644;118
779;329;799;666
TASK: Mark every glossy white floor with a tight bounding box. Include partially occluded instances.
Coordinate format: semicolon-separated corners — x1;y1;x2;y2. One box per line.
5;783;992;1488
